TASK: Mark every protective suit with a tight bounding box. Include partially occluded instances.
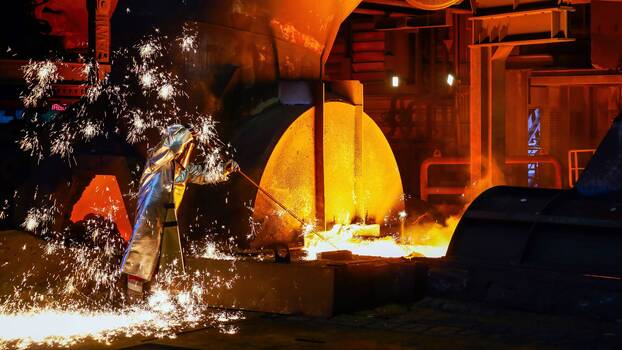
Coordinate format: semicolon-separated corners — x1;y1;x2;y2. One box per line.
122;124;224;281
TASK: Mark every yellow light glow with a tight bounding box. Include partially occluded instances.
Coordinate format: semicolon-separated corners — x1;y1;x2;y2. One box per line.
252;102;404;246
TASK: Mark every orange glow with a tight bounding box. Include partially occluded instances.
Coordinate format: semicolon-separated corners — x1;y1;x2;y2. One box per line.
304;217;458;259
252;109;316;244
253;102;404;245
323;102;404;224
70;175;132;241
400;215;459;257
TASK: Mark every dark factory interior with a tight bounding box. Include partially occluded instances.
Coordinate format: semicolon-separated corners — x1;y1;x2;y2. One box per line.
0;0;622;349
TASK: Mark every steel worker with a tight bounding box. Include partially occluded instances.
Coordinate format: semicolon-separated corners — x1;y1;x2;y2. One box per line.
121;124;237;297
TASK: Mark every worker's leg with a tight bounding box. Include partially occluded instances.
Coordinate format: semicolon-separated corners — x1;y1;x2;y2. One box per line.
158;204;185;277
121;203;165;300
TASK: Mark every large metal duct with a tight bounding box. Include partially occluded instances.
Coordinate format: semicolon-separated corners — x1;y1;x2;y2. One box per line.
448;186;622;276
448;112;622;277
187;0;360;81
112;0;361;114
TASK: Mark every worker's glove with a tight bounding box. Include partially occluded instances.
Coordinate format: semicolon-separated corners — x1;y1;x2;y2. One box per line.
223;160;240;177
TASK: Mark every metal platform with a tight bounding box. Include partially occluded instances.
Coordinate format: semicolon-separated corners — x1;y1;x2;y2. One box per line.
185;255;426;317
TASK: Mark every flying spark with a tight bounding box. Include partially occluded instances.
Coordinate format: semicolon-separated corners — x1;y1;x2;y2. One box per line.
158;83;174;100
21;60;61;108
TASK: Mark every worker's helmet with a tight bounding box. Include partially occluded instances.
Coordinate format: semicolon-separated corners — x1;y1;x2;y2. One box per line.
163;124;194;157
141;124;195;176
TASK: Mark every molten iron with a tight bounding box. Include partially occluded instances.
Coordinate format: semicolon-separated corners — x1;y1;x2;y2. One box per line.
303;217;458;260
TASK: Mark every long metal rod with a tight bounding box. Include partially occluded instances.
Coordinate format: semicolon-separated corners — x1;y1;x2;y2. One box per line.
235;167;337;249
237;169;306;226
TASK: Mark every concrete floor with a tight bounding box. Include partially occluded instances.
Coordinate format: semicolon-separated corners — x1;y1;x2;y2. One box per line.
58;297;620;350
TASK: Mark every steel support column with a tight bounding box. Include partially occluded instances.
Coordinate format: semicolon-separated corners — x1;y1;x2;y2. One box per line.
314;83;326;229
469;46;489;183
353;85;364;221
329;80;365;221
469;45;513;185
489;46;513;185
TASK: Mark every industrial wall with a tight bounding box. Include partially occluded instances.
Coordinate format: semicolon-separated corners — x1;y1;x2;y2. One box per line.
325;2;622;202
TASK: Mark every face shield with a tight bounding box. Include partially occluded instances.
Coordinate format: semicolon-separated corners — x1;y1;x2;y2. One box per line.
144;124;195;174
164;124;194;157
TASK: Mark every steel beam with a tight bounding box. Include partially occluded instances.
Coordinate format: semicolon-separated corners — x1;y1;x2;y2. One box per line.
469;46;489;183
375;11;453;31
489;46;513;185
314;83;326;229
530;74;622;87
470;7;574;47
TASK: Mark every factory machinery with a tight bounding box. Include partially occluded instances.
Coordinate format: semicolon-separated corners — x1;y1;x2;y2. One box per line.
2;0;621;319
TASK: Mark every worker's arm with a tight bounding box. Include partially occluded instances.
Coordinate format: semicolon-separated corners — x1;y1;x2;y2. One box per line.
177;163;228;185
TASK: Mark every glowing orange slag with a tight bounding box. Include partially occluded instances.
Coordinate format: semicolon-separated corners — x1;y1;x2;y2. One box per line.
303;216;458;259
70;175;132;241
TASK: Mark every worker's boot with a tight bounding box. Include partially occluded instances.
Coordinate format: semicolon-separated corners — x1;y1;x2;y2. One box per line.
126;274;146;302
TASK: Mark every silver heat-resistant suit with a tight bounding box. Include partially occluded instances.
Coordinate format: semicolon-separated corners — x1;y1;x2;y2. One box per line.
121;124;224;281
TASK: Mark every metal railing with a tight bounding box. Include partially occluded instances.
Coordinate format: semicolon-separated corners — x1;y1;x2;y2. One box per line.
420;155;563;201
567;149;596;188
420;157;469;201
505;155;563;189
